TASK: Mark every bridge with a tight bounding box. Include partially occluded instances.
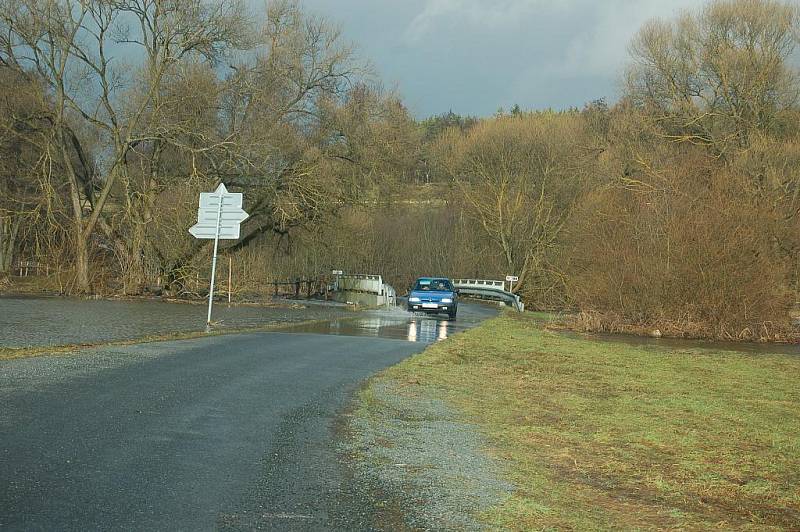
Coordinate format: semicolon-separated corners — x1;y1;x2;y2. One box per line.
331;274;397;308
452;279;524;312
325;274;523;312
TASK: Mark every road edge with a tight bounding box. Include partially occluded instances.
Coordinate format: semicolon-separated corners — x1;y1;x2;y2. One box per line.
341;330;514;530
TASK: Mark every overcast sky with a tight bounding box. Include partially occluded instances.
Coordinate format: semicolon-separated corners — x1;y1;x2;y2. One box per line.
295;0;707;118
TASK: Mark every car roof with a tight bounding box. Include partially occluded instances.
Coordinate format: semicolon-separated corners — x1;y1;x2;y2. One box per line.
415;277;451;283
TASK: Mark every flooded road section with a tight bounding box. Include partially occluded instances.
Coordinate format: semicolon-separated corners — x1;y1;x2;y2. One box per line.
0;296;499;349
283;301;500;344
0;297;351;349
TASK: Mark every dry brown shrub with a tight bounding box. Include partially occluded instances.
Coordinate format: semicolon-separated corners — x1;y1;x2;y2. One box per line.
564;147;794;340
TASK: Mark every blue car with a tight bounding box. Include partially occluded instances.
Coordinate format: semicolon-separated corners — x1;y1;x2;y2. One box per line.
407;277;458;319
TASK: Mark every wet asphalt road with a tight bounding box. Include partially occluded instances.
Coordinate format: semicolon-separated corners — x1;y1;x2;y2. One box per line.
0;303;497;530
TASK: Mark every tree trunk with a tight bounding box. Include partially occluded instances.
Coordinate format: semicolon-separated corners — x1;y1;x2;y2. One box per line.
121;142;160;295
60;124;98;295
123;210;147;295
0;216;16;274
74;234;90;293
65;161;91;294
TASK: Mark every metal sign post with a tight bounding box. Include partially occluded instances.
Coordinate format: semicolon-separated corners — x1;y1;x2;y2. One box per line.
206;196;224;328
189;183;249;330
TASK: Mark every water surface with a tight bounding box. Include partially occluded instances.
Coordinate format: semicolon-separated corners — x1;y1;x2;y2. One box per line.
0;297;350;348
282;302;499;344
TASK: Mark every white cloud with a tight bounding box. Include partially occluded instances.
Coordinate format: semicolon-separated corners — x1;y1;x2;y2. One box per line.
553;0;703;77
402;0;553;43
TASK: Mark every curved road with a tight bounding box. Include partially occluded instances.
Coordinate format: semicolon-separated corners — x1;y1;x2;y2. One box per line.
0;303;496;530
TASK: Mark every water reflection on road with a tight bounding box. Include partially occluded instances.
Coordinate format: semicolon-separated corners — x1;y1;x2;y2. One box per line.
0;296;498;349
406;319;450;342
283;303;499;344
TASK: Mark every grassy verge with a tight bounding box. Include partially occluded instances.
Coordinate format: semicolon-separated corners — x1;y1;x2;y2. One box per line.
367;312;800;530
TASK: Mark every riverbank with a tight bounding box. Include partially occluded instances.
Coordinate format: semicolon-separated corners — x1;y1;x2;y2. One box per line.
560;309;800;343
351;312;800;529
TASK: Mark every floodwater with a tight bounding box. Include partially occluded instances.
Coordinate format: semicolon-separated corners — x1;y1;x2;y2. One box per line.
283;301;500;344
0;296;351;349
0;296;499;349
3;296;794;354
567;329;800;356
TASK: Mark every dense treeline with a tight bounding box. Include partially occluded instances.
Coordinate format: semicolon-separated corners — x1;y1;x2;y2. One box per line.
0;0;418;293
1;0;799;340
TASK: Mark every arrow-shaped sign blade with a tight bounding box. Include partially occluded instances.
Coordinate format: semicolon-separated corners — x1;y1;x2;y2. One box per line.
198;192;242;210
196;207;249;225
189;223;242;240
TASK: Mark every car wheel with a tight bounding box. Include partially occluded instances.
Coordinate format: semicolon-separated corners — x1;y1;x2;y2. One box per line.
448;309;457;321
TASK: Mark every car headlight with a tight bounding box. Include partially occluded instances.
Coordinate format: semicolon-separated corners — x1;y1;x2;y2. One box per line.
409;297;421;302
441;298;452;303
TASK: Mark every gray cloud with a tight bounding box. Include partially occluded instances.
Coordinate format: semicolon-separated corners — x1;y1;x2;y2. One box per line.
298;0;708;117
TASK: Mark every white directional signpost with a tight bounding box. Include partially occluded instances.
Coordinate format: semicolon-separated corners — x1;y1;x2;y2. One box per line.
189;183;249;329
505;275;519;293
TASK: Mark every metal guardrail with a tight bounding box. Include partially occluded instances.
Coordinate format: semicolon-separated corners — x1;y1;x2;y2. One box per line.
452;278;524;312
452;279;505;289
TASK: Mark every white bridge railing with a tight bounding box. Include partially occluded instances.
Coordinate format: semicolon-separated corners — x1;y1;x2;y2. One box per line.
452;278;524;312
335;274;396;307
452;279;505;289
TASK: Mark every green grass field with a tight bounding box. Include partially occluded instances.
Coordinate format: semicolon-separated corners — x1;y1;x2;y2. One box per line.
370;312;800;530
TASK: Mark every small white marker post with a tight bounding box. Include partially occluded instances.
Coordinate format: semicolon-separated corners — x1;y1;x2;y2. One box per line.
228;255;233;305
189;183;249;330
505;275;519;293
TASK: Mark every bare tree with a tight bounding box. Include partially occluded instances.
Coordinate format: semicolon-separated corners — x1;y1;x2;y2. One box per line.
164;0;368;258
434;112;597;302
626;0;799;156
0;0;247;293
0;68;44;275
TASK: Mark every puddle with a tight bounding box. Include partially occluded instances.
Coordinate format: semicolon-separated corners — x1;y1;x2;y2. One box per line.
282;302;499;344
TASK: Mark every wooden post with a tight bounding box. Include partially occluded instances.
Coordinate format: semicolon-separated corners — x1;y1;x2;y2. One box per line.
294;280;300;298
274;282;278;297
228;255;232;304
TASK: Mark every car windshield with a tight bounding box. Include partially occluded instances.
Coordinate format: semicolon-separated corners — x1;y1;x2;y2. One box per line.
414;279;452;291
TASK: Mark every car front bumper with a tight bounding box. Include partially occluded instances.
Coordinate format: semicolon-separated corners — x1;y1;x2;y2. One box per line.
407;302;454;312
